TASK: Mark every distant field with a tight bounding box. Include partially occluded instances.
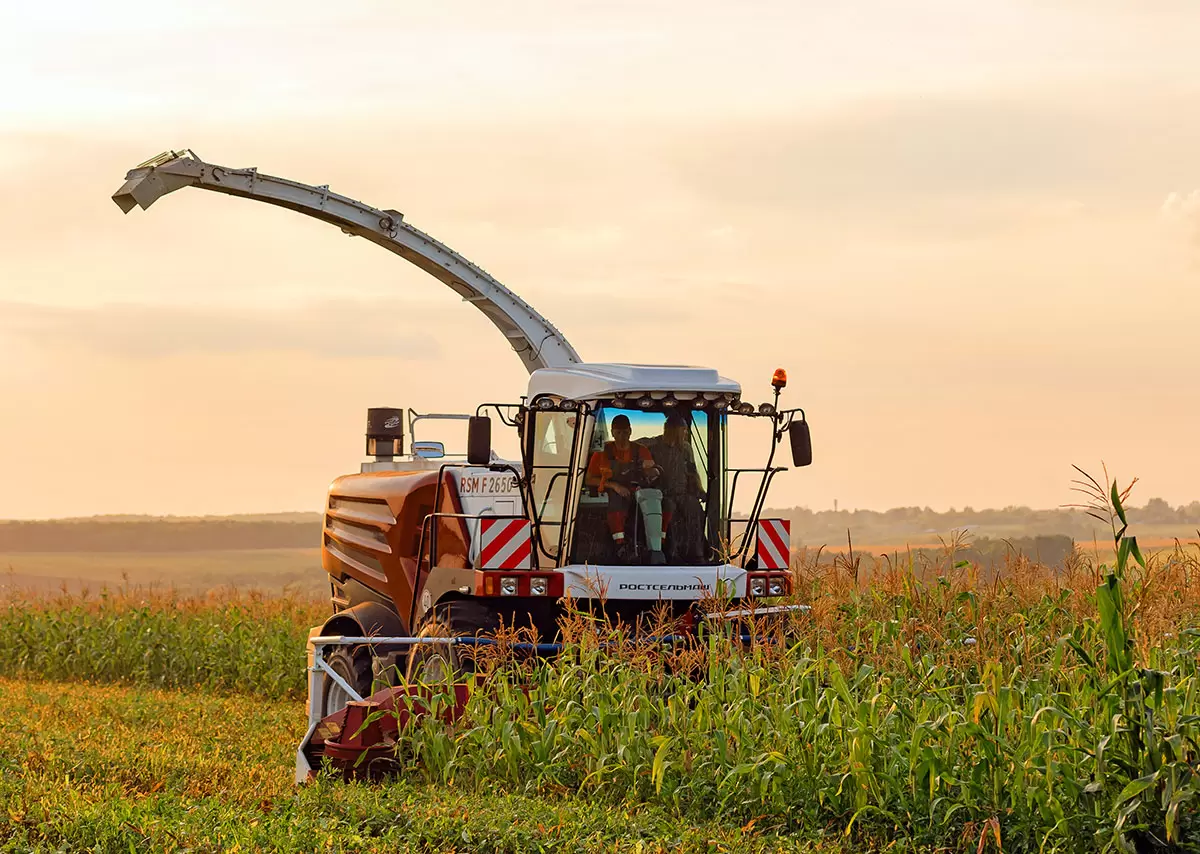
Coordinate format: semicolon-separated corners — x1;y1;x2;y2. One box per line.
4;537;1196;601
0;548;325;597
818;535;1194;556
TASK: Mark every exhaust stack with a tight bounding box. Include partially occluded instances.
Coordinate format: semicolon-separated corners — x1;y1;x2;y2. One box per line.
365;408;404;461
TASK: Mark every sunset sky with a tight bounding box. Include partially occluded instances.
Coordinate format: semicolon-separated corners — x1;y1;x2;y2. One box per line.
2;1;1199;519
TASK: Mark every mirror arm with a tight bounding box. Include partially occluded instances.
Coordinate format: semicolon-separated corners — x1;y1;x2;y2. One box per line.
733;424;783;563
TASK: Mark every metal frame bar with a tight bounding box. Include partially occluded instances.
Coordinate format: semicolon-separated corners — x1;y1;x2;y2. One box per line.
722;406;807;564
475;402;523;428
407;409;472;457
411;510;533;629
314;653;365;704
523;397;592;564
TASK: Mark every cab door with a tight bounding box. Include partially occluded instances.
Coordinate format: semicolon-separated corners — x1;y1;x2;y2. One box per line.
524;407;592;565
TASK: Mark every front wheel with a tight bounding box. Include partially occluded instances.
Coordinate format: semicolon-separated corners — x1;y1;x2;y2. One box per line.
320;644;373;718
405;600;500;684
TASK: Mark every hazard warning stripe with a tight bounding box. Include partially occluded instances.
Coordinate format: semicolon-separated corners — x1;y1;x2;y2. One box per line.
479;518;532;570
479;519;523;565
756;518;791;570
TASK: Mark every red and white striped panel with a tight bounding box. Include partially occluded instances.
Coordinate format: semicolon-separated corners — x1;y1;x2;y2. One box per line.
478;518;532;570
756;518;791;570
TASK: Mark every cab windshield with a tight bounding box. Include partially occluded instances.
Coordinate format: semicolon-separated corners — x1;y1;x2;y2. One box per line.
569;406;719;566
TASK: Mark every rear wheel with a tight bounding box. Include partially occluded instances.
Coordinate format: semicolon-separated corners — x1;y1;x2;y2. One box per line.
406;600;500;684
320;645;373;718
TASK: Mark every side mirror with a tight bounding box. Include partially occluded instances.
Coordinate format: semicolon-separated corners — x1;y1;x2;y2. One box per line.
412;441;445;459
788;420;812;467
467;416;492;466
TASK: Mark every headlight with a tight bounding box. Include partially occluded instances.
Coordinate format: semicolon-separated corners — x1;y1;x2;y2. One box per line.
500;576;518;596
749;577;766;596
530;576;548;596
768;577;786;596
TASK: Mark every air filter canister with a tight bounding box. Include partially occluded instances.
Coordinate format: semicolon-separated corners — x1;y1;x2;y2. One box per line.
366;408;404;458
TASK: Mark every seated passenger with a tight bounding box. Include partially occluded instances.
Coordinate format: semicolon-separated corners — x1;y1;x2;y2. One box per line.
647;412;706;563
585;414;666;565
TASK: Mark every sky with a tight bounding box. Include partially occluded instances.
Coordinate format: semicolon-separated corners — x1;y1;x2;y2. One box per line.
2;1;1199;519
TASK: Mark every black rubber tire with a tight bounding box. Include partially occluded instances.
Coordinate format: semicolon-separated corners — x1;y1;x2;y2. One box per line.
405;600;501;684
320;644;373;718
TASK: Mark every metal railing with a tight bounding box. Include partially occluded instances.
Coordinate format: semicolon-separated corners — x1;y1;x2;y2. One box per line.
411;510;533;628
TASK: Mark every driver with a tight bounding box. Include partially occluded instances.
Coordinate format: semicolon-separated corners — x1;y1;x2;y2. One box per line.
585;414;666;564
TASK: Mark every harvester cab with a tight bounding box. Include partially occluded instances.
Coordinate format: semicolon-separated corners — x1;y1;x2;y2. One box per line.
111;151;813;781
319;364;810;659
510;363;808;575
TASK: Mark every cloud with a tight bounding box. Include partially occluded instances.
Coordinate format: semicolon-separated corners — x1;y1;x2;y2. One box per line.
1162;190;1200;218
1160;190;1200;244
658;93;1200;236
0;299;445;360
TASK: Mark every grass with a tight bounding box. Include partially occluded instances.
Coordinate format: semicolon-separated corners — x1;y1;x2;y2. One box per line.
0;678;835;853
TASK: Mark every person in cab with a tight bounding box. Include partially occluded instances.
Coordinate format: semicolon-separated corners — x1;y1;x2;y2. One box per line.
646;412;706;563
585;414;666;564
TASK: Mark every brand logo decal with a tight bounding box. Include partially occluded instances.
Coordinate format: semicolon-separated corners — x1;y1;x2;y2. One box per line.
617;583;706;592
383;416;401;429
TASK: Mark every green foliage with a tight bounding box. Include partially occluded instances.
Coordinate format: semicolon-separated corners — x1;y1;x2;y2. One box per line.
0;679;830;853
388;620;1199;852
1064;469;1200;851
0;589;324;698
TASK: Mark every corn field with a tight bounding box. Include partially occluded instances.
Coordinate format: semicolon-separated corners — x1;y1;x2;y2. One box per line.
0;586;324;698
3;473;1200;851
392;474;1200;852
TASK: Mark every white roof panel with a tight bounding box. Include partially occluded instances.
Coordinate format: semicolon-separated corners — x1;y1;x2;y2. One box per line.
527;363;741;401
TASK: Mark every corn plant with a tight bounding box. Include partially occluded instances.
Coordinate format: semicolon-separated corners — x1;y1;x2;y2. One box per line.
1068;467;1199;851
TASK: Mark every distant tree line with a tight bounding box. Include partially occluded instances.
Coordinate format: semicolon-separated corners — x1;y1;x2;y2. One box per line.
906;535;1076;570
768;499;1200;551
0;520;320;552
